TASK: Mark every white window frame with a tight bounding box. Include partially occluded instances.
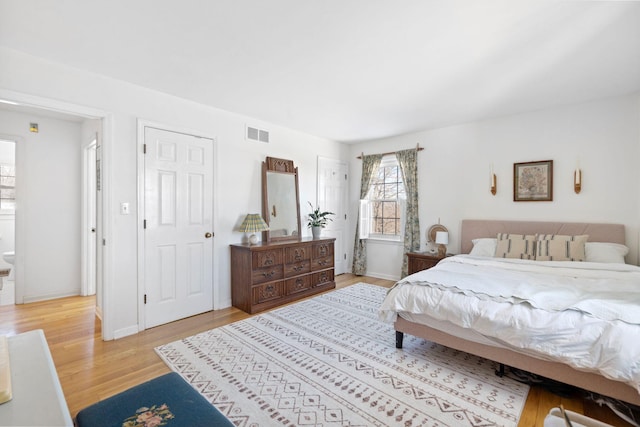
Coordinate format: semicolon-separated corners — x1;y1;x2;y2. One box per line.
359;155;406;243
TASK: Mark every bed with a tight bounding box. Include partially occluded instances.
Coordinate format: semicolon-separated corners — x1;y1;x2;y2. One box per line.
380;220;640;406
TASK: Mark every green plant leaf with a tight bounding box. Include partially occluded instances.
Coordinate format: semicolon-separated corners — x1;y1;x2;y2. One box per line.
306;201;334;228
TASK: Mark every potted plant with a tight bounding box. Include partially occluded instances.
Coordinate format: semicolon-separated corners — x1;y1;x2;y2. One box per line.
307;202;334;239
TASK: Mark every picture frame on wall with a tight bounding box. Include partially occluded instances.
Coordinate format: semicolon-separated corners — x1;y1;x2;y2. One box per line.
513;160;553;202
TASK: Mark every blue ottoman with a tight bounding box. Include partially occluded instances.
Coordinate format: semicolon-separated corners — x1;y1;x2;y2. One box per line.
75;372;233;427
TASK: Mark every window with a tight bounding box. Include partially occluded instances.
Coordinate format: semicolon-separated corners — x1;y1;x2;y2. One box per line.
360;155;405;240
0;164;15;210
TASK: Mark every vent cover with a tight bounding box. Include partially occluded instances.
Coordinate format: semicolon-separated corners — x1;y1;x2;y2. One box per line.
246;125;270;143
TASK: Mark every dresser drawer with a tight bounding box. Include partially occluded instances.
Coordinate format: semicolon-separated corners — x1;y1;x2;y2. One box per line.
252;281;284;304
285;245;311;263
285;275;311;295
312;269;334;287
284;261;311;277
406;252;449;275
311;256;333;271
252;250;283;269
313;242;333;259
252;265;283;284
409;257;438;273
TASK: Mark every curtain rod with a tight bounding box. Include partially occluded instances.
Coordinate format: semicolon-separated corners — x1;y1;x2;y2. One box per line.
356;143;423;159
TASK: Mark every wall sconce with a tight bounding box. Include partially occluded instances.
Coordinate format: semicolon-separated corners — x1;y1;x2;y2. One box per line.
490;164;497;195
574;157;582;194
29;123;39;133
435;231;449;257
239;213;269;245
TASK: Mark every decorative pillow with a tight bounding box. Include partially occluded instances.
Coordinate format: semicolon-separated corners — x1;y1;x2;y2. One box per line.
535;234;588;261
470;238;497;257
585;242;628;263
494;233;536;259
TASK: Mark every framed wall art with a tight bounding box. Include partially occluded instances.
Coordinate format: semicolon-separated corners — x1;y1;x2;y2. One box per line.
513;160;553;202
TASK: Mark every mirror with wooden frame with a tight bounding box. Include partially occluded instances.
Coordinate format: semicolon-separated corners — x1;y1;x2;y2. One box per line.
262;157;301;242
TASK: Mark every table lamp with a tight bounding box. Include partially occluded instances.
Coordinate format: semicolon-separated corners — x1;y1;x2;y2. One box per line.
435;231;449;257
239;214;269;245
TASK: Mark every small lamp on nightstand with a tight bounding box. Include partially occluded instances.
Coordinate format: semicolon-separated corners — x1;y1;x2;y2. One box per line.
239;213;269;245
435;231;449;258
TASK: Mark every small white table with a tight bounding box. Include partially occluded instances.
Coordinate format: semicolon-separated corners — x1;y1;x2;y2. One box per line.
0;330;73;426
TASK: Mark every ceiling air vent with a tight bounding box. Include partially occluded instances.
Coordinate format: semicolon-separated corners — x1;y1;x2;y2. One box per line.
246;125;270;143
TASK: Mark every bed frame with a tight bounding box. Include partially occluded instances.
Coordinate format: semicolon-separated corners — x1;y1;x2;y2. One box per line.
394;219;640;406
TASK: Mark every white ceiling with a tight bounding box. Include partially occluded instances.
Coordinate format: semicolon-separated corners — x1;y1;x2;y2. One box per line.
1;1;639;143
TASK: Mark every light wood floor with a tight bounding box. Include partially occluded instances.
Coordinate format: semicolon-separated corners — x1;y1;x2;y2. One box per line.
0;274;632;426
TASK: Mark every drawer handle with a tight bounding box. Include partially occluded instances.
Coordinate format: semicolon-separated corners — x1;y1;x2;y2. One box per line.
263;284;277;297
262;270;275;278
318;260;327;266
263;259;274;266
295;279;304;289
294;254;302;261
293;264;305;272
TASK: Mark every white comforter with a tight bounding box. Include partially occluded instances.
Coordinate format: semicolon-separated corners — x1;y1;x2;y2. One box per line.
379;255;640;393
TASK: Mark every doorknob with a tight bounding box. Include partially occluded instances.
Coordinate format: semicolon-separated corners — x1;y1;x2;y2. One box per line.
205;232;212;238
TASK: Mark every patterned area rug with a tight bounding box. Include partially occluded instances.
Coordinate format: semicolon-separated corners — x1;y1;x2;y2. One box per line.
155;283;529;426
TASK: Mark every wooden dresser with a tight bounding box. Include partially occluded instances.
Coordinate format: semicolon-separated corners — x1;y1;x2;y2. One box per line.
230;237;335;314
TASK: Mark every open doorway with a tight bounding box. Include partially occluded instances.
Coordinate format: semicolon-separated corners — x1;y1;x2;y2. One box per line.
0;138;16;306
0;100;107;335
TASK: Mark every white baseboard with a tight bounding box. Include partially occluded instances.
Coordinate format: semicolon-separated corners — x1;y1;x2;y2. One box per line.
362;271;400;281
215;298;232;310
113;325;139;340
23;290;80;304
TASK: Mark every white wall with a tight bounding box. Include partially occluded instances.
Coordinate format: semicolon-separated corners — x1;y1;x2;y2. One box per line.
4;44;638;336
349;93;640;279
0;47;348;339
0;109;83;301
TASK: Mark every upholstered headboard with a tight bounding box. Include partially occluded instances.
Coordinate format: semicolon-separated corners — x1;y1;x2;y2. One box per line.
460;220;626;254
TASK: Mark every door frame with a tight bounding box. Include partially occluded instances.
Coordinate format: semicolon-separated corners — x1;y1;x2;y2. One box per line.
0;88;114;340
136;119;217;332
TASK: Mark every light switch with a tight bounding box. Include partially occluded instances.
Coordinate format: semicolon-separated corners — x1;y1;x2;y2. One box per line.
120;202;130;215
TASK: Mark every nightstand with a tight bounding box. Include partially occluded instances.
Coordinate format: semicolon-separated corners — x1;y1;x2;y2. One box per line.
406;252;450;275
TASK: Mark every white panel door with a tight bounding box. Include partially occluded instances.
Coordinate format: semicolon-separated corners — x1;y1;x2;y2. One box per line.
317;157;348;274
144;127;214;328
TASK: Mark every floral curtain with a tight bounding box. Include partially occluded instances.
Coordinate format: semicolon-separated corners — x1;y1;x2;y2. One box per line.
352;154;382;275
396;148;420;278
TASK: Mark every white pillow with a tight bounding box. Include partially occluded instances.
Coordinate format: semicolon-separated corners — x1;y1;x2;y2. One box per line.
469;238;497;257
585;242;628;263
495;233;536;259
535;234;588;262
